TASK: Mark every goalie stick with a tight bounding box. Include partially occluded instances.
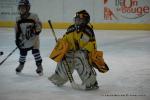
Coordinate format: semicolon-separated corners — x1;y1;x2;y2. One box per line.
48;20;86;90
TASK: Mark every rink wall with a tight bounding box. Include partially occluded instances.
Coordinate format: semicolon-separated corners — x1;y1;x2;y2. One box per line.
0;0;150;30
0;21;150;30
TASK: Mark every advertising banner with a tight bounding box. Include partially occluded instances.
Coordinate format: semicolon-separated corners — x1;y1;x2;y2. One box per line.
0;0;18;21
103;0;150;23
0;0;149;29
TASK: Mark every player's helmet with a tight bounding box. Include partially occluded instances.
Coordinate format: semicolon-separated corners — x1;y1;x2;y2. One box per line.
18;0;30;15
74;10;90;26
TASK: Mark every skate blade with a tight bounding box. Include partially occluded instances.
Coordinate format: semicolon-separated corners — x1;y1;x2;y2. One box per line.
85;86;99;90
38;72;43;76
16;71;21;74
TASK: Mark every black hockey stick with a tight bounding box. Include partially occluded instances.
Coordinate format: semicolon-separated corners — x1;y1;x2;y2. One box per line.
48;20;86;90
0;40;26;66
0;47;18;66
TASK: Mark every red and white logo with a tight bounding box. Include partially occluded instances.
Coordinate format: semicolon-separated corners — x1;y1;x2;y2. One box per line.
115;0;150;19
104;0;118;20
104;0;150;20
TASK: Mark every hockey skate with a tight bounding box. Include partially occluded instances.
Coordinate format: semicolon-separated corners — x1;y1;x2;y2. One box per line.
36;64;43;76
16;64;24;74
85;81;99;90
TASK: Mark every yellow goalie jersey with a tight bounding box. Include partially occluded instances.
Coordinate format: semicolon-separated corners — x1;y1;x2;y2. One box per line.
62;25;109;73
50;24;96;62
50;24;109;73
62;24;97;52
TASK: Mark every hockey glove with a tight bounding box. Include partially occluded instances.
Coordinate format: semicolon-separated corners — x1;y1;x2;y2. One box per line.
15;39;24;49
89;50;109;73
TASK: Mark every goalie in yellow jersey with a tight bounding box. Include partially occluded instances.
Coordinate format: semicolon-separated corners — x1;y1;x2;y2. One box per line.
49;10;109;90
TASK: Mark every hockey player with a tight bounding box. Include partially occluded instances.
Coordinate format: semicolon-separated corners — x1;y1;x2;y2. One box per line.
15;0;43;76
49;10;100;90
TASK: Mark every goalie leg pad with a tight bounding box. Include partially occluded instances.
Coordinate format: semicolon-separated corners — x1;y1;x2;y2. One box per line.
49;55;74;86
73;51;98;89
48;72;68;86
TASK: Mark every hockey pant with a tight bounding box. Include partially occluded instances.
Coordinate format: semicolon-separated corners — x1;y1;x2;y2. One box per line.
19;48;42;66
49;50;97;87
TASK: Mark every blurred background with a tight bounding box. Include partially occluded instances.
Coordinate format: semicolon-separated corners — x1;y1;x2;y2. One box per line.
0;0;150;100
0;0;150;29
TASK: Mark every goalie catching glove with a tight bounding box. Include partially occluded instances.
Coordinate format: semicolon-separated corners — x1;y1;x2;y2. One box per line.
89;50;109;73
49;38;69;62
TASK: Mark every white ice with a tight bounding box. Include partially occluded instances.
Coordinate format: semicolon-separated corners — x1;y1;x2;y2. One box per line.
0;28;150;100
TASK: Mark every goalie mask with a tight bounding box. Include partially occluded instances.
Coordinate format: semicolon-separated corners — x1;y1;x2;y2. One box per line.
74;10;90;27
18;0;30;16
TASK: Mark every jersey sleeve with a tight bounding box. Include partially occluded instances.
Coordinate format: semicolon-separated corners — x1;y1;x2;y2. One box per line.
32;14;42;35
15;17;21;40
82;26;97;52
61;25;76;50
62;25;75;41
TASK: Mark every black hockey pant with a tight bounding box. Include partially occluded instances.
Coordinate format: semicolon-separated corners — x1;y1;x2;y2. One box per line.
19;47;42;66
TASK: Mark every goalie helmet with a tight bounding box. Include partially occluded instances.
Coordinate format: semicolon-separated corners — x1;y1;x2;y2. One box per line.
18;0;30;15
74;10;90;26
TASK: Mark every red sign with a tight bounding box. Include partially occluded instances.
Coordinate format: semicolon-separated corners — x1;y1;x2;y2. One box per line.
104;0;150;20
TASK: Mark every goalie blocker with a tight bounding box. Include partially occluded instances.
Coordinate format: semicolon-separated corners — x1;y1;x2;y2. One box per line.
49;38;69;62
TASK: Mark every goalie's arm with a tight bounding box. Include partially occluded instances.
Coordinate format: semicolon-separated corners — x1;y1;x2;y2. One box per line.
83;40;97;52
82;27;97;52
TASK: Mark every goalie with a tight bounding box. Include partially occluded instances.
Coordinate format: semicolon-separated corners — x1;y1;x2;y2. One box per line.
49;10;109;90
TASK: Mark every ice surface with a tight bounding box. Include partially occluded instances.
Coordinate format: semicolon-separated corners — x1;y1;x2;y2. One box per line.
0;28;150;100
